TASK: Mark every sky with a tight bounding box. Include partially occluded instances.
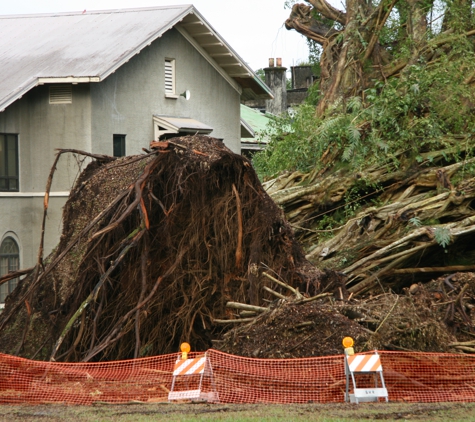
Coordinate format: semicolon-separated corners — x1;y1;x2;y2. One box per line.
0;0;312;72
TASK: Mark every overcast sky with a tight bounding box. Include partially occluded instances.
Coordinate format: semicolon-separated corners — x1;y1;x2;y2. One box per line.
0;0;312;72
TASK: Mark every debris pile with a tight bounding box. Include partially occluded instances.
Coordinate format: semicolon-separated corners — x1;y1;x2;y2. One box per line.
216;272;475;358
216;300;371;358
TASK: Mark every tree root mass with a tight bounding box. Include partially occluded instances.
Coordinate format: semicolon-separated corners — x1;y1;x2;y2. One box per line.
0;136;324;361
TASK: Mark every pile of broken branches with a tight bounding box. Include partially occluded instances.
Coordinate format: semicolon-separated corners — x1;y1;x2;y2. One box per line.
215;271;475;358
264;147;475;295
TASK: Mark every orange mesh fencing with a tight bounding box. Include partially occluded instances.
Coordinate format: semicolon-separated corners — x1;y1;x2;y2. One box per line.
0;350;475;405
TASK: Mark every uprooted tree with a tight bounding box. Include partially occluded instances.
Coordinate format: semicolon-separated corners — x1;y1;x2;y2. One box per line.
2;135;474;363
0;136;344;362
230;0;475;357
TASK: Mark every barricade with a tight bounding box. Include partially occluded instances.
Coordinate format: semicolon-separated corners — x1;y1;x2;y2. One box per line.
344;351;388;403
168;353;218;402
0;350;475;404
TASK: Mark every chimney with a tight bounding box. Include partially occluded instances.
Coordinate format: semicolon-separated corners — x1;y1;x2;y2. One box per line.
264;58;287;115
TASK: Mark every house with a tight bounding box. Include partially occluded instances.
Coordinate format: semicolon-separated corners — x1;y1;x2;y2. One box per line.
0;5;272;306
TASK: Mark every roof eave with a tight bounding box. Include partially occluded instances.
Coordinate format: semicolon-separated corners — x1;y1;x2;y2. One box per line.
176;8;273;101
0;78;38;112
0;76;103;112
240;118;255;138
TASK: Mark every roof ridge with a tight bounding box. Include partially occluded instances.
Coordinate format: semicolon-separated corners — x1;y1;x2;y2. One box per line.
0;5;193;19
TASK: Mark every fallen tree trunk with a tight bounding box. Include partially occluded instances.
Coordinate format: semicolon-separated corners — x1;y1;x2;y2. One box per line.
264;147;475;295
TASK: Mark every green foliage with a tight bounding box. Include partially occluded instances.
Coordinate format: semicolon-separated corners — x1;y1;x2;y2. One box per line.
315;214;346;241
254;68;265;83
434;227;451;249
305;79;320;106
253;2;475;182
253;46;475;180
307;39;322;68
344;178;377;217
409;217;422;227
365;56;475;154
252;105;323;178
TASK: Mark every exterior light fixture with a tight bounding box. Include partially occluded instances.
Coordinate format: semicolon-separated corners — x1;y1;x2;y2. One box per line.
180;90;191;100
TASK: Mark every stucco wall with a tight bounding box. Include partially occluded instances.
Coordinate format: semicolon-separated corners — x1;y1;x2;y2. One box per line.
0;84;92;193
0;85;91;268
91;29;241;154
0;196;66;269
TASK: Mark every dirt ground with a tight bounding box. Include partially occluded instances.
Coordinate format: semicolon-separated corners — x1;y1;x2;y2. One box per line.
0;402;475;422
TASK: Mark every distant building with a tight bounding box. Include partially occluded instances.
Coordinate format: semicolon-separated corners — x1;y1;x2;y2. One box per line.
243;60;318;114
240;60;318;154
287;65;318;107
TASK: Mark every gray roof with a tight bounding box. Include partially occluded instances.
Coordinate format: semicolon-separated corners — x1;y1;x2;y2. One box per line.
153;115;213;134
0;5;272;111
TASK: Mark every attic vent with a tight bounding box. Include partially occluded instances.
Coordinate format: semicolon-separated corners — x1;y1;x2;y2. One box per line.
49;85;72;104
165;59;176;97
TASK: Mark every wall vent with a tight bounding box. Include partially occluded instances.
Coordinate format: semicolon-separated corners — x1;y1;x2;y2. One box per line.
165;59;176;96
49;85;72;104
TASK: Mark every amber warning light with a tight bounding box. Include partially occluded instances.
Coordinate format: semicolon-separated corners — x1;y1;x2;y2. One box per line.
180;342;191;360
342;337;355;356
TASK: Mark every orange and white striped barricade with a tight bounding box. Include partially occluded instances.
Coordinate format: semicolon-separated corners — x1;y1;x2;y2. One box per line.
344;351;388;403
168;352;218;402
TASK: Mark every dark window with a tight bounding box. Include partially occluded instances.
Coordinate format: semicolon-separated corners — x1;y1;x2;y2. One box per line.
0;134;19;192
0;237;19;304
113;134;126;157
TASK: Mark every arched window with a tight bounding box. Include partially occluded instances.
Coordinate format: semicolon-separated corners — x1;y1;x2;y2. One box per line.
0;237;19;304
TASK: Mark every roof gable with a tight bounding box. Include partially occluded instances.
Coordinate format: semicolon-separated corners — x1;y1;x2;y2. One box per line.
0;5;271;111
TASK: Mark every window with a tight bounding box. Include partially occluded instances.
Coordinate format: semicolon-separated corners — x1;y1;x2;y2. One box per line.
165;58;177;98
113;134;126;157
0;237;19;305
0;134;19;192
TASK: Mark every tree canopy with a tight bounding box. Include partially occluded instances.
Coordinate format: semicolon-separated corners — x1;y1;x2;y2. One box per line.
284;0;475;115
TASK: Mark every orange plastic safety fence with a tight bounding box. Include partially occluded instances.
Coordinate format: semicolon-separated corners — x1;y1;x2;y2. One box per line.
1;350;475;405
